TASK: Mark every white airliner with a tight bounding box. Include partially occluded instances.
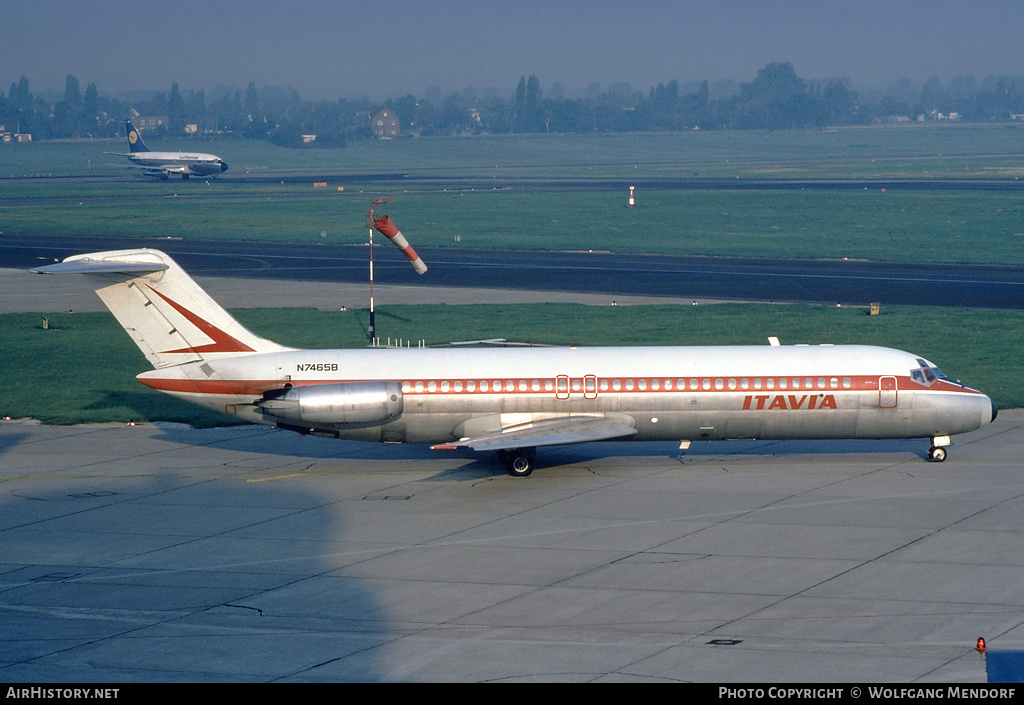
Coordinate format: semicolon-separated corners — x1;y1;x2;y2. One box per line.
31;249;996;476
108;119;229;179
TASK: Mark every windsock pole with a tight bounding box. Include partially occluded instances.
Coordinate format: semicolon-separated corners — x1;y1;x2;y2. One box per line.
364;198;428;342
366;217;376;342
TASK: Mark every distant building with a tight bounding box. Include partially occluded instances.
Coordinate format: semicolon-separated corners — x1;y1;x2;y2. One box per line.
133;115;169;134
371;108;400;138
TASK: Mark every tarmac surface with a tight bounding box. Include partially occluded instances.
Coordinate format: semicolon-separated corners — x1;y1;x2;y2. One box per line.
2;416;1022;683
2;271;1023;683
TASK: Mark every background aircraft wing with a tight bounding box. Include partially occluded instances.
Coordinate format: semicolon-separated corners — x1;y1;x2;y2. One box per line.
434;414;637;451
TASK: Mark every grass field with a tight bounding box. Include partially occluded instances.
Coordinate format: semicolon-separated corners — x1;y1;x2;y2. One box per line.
6;124;1024;179
2;302;1020;426
4;125;1024;265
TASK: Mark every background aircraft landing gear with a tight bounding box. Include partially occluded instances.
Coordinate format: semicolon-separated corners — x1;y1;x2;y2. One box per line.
497;448;536;477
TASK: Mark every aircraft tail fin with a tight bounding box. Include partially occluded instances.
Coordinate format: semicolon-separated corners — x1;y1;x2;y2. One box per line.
32;249;292;369
125;119;150;153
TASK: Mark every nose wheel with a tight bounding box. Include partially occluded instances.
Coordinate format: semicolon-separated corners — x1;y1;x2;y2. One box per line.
497;448;536;477
927;436;950;462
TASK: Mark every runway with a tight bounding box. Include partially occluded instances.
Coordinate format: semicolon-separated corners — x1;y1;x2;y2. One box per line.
3;234;1023;309
2;415;1022;682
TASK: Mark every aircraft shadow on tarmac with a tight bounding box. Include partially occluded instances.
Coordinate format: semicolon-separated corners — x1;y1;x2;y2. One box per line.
148;422;930;475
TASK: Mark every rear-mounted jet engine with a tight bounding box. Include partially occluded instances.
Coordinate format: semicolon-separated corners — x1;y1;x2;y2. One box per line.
257;381;403;433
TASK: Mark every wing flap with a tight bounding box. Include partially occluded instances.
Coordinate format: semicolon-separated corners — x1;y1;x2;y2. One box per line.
433;414;637;451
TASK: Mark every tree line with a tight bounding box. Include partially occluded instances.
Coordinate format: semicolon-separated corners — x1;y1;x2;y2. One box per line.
5;63;1024;147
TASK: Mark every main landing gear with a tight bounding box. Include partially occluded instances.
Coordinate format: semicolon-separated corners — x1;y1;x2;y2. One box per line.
497;448;537;477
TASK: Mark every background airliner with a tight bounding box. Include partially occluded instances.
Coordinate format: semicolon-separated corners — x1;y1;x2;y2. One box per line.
108;119;229;179
32;249;996;476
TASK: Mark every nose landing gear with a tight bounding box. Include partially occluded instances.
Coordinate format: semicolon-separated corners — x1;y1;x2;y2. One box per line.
927;435;951;462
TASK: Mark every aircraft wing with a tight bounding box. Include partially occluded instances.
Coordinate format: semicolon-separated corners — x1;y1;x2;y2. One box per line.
433;413;637;451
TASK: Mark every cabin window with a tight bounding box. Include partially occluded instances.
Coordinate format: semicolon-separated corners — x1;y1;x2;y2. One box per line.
778;378;787;389
689;379;698;390
651;379;660;391
818;378;826;389
728;378;737;390
703;379;711;390
479;381;488;392
639;379;647;391
753;378;762;390
830;378;839;389
441;381;449;392
715;379;724;390
415;381;424;393
843;378;851;388
545;379;553;392
613;379;622;391
626;379;635;390
532;380;541;392
519;380;527;392
454;381;463;392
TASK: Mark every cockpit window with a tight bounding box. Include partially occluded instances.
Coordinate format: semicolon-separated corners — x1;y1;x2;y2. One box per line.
910;359;951;387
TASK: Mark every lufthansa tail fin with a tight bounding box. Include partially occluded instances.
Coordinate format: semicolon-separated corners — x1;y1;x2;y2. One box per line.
125;119;150;153
32;249;293;369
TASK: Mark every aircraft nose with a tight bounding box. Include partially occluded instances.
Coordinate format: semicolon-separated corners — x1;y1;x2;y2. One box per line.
220;161;229;173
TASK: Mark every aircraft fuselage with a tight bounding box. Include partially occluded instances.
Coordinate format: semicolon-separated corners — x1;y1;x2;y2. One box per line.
127;151;228;177
136;344;995;446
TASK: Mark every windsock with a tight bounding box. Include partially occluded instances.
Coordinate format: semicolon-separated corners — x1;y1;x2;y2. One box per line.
373;215;427;274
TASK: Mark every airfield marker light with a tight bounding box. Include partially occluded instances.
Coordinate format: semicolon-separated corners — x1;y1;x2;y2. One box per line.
976;637;987;654
628;185;635;208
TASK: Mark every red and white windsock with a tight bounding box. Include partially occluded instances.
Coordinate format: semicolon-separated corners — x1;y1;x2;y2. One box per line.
373;215;427;275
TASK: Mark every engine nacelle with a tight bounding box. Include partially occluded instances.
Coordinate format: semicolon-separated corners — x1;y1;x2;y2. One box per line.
257;381;403;428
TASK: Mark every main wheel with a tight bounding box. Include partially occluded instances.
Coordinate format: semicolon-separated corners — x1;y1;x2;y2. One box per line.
498;449;536;477
928;446;947;462
508;455;534;477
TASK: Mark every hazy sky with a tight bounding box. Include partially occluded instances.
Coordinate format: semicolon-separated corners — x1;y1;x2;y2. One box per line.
6;0;1024;100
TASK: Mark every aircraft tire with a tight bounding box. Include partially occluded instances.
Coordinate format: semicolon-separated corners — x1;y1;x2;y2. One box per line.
928;446;947;462
498;449;536;477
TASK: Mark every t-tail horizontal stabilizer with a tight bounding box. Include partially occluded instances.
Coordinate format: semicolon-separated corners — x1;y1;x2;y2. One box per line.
32;249;292;369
